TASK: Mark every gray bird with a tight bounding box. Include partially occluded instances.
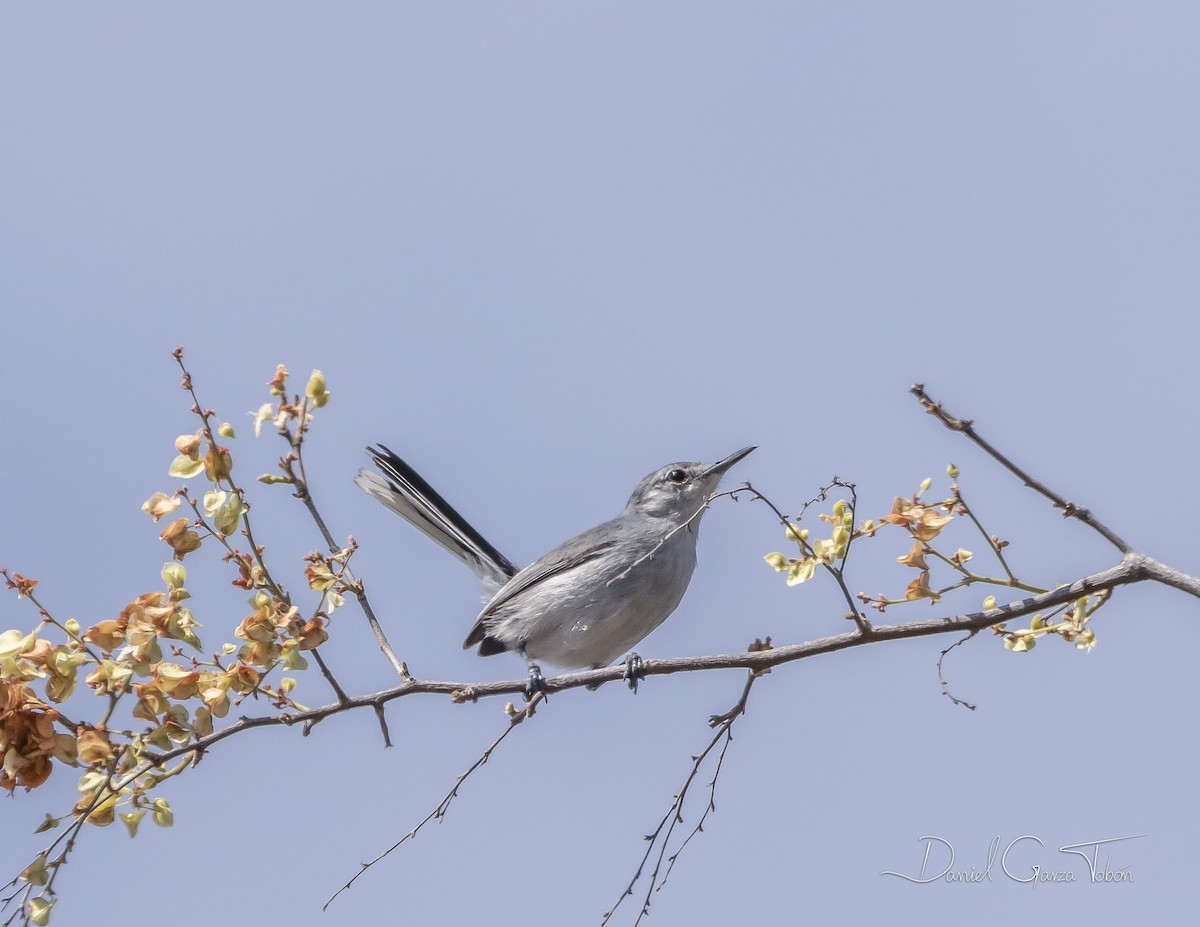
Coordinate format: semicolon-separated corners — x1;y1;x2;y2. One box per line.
356;445;754;697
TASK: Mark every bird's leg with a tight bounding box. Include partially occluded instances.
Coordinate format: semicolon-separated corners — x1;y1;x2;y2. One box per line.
622;652;645;694
519;645;547;702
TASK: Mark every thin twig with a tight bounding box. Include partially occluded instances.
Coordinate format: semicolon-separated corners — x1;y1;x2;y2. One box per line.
372;702;393;748
281;398;339;551
606;489;741;587
5;772;121;927
658;681;751;887
278;409;408;682
835;479;861;572
936;632;978;710
603;671;759;926
173;350;292;603
923;546;1046;596
953;487;1019;584
734;482;872;633
794;479;845;521
911;384;1133;554
174;355;359;706
323;694;544;909
178;491;351;707
310;649;350;704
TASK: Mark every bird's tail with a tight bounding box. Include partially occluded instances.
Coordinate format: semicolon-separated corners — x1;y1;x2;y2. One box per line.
356;445;519;595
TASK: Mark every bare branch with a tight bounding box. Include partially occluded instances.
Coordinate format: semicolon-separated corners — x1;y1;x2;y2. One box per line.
952;484;1019;585
910;384;1133;554
1140;556;1200;598
323;694;544;909
936;631;978;711
310;648;350;705
603;671;759;926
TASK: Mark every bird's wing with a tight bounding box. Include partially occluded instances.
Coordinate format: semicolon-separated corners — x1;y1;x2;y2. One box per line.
462;532;619;648
356;445;519;594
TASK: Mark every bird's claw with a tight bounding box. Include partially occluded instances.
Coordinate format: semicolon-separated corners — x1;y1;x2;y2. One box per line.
623;652;645;694
524;663;547;702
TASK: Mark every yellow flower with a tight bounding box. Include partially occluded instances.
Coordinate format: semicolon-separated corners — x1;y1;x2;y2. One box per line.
305;369;330;407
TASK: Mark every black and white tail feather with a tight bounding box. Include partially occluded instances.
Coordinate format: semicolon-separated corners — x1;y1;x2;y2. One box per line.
356;445;518;595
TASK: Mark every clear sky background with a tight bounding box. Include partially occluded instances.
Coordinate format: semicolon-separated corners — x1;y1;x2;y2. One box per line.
3;4;1198;925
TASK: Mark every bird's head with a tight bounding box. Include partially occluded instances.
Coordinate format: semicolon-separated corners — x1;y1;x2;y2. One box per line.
625;446;756;521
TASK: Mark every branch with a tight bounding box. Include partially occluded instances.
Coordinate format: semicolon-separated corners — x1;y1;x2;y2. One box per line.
323;694;544;909
277;403;408;683
1140;556;1200;598
936;631;978;710
736;482;871;632
952;485;1019;585
910;384;1133;554
603;671;759;926
136;552;1168;772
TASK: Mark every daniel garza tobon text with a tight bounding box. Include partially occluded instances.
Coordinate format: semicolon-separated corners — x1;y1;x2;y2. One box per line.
880;834;1142;885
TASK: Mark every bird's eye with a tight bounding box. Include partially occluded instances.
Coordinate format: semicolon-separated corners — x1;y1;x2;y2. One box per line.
667;468;687;484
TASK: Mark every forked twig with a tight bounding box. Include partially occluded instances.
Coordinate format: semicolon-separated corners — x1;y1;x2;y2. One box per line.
323;694;544;910
603;671;760;926
733;482;872;633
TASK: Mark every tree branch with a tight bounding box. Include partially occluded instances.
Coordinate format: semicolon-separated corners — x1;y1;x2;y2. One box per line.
1140;556;1200;598
735;482;872;632
936;631;978;710
910;384;1134;554
603;670;759;926
278;404;409;683
323;693;544;909
138;553;1167;772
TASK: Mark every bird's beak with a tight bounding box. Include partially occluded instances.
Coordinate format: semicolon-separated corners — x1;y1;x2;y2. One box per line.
703;445;756;478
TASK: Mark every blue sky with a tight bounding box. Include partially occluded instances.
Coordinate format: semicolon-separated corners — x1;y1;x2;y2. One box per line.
2;4;1198;924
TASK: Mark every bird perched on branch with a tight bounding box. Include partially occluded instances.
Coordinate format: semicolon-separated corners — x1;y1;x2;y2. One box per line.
356;444;754;698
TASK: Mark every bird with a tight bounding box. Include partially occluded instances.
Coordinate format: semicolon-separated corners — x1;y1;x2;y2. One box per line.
356;444;755;697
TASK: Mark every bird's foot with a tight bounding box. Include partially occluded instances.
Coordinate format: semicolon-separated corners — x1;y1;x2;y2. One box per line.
622;652;646;694
524;663;547;702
